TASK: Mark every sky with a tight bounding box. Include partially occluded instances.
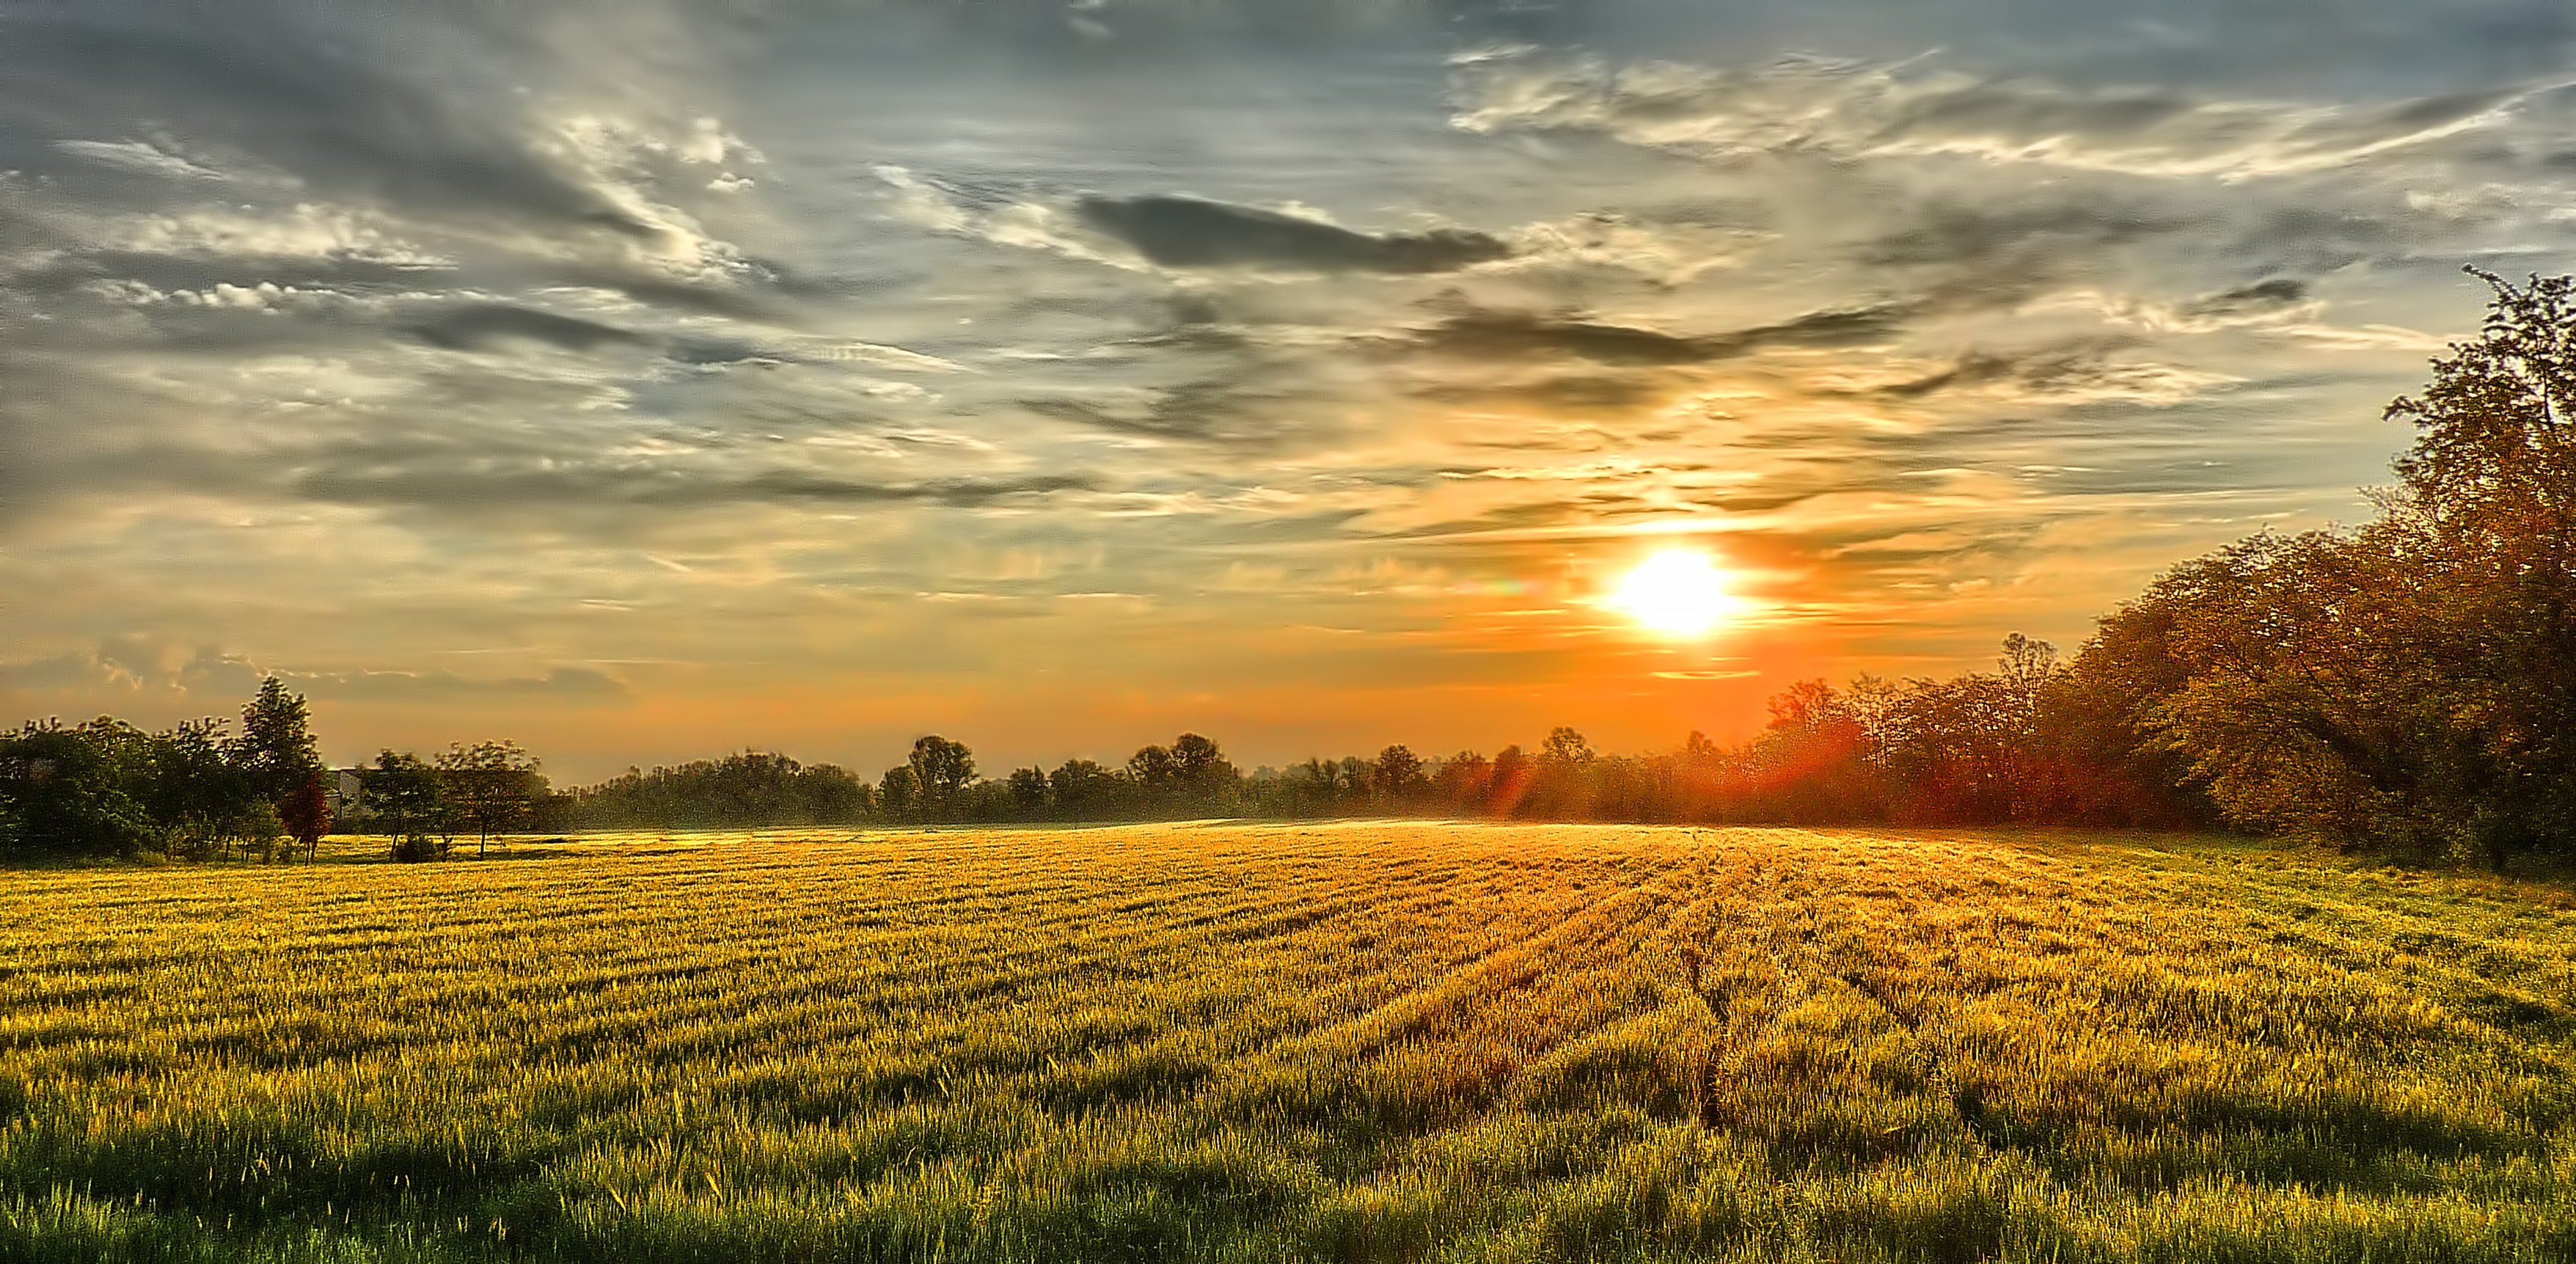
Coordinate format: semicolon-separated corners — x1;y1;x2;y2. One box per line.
4;0;2575;781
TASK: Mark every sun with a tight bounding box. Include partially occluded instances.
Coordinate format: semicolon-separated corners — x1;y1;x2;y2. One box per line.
1606;547;1746;639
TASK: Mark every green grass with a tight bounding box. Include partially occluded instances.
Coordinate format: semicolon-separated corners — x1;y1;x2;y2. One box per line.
1;823;2570;1262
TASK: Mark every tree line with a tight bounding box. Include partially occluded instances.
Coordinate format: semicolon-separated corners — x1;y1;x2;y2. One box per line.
5;269;2569;869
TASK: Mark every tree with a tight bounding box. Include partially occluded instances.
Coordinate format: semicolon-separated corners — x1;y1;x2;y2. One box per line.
0;721;155;859
1127;744;1179;796
1169;733;1239;810
434;741;547;857
236;678;321;805
367;750;447;862
2378;268;2576;863
2072;267;2576;865
1049;759;1122;819
565;753;870;828
2104;533;2434;848
149;717;258;860
1432;750;1493;814
1373;745;1424;809
1740;683;1882;824
877;764;921;820
280;771;330;861
1488;745;1531;816
1006;766;1050;817
1541;727;1594;767
907;736;976;818
1529;728;1598;818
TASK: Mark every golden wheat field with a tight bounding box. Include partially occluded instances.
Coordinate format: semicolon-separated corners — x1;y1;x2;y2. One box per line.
1;823;2571;1263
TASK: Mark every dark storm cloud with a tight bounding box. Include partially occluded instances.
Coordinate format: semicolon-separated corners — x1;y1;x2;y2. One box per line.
407;304;647;353
1074;195;1511;274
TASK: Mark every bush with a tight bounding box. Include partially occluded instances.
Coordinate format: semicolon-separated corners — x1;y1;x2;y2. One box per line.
389;833;450;863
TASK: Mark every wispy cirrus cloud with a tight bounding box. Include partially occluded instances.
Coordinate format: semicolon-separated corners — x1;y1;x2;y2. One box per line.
1450;50;2555;181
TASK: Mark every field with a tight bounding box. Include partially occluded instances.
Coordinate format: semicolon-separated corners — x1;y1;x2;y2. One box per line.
1;824;2571;1263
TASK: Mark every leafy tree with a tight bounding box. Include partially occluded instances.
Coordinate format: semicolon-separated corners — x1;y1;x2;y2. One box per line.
1432;750;1493;812
1006;766;1050;817
434;740;547;856
1048;759;1122;819
1488;745;1531;816
149;717;257;860
877;764;921;820
0;721;155;859
367;750;447;862
2063;269;2576;863
236;677;322;805
1127;744;1179;795
1372;745;1424;809
907;736;976;818
1540;727;1594;767
280;771;330;861
1168;733;1238;808
2379;268;2576;863
568;751;868;828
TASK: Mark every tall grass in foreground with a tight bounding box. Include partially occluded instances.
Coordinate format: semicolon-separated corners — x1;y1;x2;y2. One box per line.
0;824;2569;1261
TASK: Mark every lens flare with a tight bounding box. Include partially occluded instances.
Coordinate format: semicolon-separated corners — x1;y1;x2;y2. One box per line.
1606;548;1746;638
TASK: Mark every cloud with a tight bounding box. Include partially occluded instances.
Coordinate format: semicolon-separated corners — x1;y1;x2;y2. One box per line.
305;666;630;703
2183;278;2310;320
175;649;265;701
1073;194;1511;274
0;8;663;241
2042;279;2331;335
1414;370;1680;411
1862;201;2176;270
0;651;125;698
0;643;259;703
1400;300;1916;365
1856;342;2241;407
1452;51;2549;180
406;302;645;353
1024;377;1301;446
1408;309;1718;365
51;139;227;181
0;635;632;709
291;454;1099;514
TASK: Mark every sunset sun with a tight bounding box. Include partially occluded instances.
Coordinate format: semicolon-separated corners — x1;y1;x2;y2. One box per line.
1606;548;1747;639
